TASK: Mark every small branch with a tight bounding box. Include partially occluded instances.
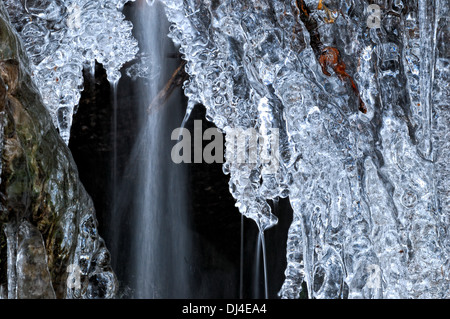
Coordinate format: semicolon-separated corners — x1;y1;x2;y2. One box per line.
294;0;366;113
147;60;188;114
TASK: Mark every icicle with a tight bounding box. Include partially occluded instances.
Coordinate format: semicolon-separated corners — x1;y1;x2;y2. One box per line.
4;0;139;142
180;100;195;131
4;223;17;299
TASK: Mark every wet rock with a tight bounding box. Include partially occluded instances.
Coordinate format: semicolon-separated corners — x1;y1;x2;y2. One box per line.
0;2;116;299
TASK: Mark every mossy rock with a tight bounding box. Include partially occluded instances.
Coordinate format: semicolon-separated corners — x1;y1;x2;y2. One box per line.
0;2;116;299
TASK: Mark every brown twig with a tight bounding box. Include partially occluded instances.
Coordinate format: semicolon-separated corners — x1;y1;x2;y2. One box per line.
147;60;188;114
294;0;366;113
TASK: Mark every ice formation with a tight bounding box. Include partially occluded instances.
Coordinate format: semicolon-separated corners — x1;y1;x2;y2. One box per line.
125;52;161;82
160;0;449;298
0;1;118;298
4;0;448;299
4;0;139;143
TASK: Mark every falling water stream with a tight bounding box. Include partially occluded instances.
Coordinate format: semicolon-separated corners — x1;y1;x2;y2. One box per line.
253;230;269;299
101;1;275;299
111;82;119;212
254;232;261;298
106;2;192;298
260;231;269;299
240;215;244;299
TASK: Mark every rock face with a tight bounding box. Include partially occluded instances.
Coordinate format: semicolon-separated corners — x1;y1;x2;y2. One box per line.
0;3;116;299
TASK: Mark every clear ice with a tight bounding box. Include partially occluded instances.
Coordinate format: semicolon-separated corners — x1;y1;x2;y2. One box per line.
160;0;449;298
4;0;139;144
5;0;449;298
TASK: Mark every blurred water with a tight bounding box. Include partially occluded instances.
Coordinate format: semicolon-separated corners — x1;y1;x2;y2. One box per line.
107;1;191;298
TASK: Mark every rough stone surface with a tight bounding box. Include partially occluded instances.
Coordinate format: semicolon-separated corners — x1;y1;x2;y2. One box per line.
0;2;116;299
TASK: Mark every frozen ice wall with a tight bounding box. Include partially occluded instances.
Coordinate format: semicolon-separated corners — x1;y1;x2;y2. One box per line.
4;0;139;143
5;0;448;299
161;0;449;298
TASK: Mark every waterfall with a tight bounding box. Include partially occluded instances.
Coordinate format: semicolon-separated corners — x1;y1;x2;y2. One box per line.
107;2;191;298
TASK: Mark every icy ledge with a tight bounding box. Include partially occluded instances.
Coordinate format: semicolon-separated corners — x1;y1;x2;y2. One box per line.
4;0;139;144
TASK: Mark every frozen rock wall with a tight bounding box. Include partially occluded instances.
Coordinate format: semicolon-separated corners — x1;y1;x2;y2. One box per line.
0;2;116;299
